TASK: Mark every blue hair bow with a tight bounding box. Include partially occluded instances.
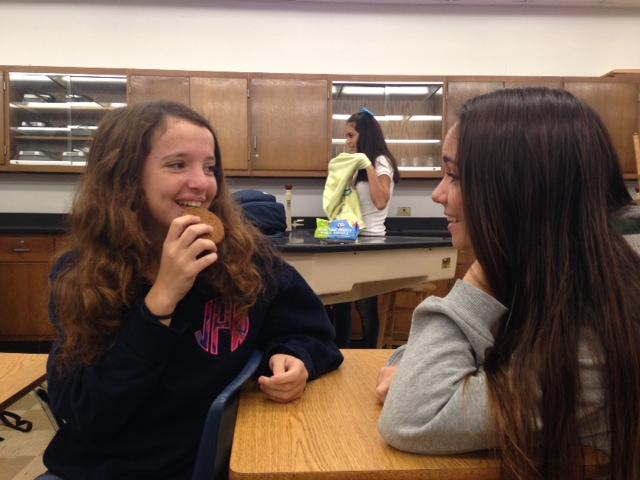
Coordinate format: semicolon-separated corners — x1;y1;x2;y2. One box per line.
360;107;375;117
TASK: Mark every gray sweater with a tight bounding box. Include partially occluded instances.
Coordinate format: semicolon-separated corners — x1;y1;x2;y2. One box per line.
378;280;608;455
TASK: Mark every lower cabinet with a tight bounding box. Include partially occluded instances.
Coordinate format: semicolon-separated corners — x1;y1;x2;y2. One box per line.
0;234;56;341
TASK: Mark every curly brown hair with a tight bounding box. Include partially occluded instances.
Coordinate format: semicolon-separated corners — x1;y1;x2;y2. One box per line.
52;101;276;370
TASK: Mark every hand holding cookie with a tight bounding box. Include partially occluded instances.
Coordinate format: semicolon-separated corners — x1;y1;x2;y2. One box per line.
146;210;222;321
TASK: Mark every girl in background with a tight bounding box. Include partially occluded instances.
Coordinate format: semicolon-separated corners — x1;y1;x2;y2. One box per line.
345;108;400;237
330;108;400;347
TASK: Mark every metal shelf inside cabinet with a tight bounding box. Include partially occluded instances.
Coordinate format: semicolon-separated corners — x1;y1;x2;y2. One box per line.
12;136;93;141
10;102;125;111
9;161;86;167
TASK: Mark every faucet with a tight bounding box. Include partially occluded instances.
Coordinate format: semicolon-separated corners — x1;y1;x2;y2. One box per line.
291;218;305;230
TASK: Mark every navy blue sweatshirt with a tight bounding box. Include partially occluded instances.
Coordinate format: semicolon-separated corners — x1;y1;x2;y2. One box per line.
44;256;343;479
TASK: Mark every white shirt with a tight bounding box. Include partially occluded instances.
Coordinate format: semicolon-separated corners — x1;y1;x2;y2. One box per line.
354;155;394;237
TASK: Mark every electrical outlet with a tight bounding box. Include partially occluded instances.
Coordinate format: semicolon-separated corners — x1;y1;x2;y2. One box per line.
397;207;411;217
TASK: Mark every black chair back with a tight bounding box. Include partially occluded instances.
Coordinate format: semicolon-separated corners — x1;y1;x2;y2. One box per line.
192;350;263;480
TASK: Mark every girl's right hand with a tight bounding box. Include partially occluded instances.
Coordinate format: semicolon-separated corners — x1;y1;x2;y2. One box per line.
376;366;397;404
144;214;218;319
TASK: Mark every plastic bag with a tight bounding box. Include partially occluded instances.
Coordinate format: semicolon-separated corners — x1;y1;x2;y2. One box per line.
313;218;360;241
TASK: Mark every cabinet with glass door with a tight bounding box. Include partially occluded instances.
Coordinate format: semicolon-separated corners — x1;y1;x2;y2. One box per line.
331;81;444;178
1;70;5;164
5;71;127;172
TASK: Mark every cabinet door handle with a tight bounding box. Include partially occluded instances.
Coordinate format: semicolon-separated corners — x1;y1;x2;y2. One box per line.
253;135;258;151
13;248;32;253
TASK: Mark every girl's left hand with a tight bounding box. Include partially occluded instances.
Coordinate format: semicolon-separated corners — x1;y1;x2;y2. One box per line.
258;354;309;403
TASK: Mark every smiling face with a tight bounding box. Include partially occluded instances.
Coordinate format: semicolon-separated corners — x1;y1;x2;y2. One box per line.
140;115;218;242
344;122;359;153
432;127;471;251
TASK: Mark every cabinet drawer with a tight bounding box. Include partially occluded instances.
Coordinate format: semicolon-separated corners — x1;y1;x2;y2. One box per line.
0;235;55;262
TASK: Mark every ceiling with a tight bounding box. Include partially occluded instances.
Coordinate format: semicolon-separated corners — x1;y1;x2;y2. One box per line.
286;0;640;7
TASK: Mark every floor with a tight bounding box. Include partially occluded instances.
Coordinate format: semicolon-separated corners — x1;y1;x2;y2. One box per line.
0;391;55;480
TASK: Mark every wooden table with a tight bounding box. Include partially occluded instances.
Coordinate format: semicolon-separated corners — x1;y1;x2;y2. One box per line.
0;353;48;410
230;349;608;480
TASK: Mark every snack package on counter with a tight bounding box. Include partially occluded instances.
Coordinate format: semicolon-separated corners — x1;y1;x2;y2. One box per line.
314;218;360;241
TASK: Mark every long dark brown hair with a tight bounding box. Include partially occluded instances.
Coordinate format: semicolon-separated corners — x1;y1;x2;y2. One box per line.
348;110;400;184
457;88;640;479
53;101;275;369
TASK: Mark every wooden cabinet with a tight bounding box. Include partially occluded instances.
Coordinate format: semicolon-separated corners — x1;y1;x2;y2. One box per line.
445;78;569;131
2;66;639;180
128;74;189;105
0;235;56;341
132;74;330;177
503;78;563;89
446;79;639;178
249;78;329;176
3;69;127;173
190;76;249;174
445;80;504;131
564;81;639;178
331;81;445;178
129;74;251;174
1;70;5;166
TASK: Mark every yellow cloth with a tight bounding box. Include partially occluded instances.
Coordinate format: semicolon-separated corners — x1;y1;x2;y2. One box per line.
322;152;371;228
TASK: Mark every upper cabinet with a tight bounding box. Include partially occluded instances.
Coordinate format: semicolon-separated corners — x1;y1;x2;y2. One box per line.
1;70;5;166
1;66;639;180
3;70;127;173
564;81;639;179
190;76;249;175
129;73;250;174
332;81;444;178
249;77;329;176
503;78;563;89
445;80;504;131
130;74;328;177
445;78;562;131
445;78;640;179
128;74;189;105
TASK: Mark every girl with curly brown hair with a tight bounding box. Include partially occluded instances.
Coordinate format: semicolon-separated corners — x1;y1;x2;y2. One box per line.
43;101;342;479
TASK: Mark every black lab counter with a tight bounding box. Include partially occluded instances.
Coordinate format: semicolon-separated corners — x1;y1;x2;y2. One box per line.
274;230;455;304
0;214;455;305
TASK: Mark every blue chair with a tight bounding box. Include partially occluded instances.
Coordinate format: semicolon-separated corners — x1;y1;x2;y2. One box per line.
192;349;263;480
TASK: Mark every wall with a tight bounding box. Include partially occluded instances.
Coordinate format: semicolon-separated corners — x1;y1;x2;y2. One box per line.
3;0;639;76
1;0;639;215
0;173;440;217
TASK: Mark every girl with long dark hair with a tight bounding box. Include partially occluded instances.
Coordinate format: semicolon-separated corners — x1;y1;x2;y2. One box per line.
377;88;640;479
